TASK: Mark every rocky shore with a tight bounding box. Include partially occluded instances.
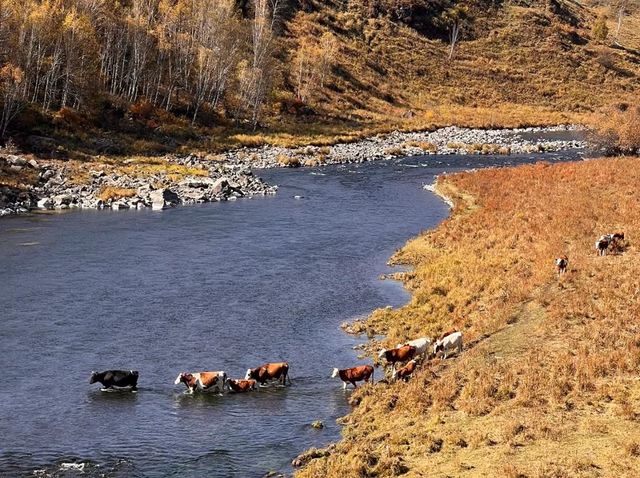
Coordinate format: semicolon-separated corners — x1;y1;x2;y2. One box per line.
0;154;276;216
0;125;586;216
217;124;586;168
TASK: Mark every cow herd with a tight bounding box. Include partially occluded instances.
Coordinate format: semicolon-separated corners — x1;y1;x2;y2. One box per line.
90;232;628;395
332;330;464;389
555;232;627;275
89;331;465;394
89;362;290;394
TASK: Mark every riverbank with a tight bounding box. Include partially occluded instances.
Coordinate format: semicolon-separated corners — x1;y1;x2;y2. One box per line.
297;156;640;477
0;125;585;216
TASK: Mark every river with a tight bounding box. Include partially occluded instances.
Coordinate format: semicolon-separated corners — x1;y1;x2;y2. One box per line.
0;149;582;477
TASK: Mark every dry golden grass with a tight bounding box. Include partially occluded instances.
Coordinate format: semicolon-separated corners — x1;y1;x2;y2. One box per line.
97;187;136;202
276;154;301;167
297;157;640;477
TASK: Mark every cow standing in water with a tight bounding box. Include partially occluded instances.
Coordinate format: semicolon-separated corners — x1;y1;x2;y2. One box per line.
555;255;569;275
174;371;227;394
331;365;374;389
245;362;290;386
90;370;138;391
226;378;257;393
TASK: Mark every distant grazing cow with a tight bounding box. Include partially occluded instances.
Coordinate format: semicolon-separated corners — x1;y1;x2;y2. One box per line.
395;337;432;358
555;255;569;274
392;359;418;381
438;329;458;342
90;370;138;391
226;378;257;393
611;232;626;253
378;345;417;370
433;331;463;359
245;362;290;386
595;235;612;256
331;365;374;389
174;371;227;394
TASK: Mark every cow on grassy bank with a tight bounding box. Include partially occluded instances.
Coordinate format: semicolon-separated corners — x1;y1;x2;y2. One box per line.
556;255;569;274
433;331;463;359
395;337;432;359
331;365;374;389
378;345;417;372
392;359;418;382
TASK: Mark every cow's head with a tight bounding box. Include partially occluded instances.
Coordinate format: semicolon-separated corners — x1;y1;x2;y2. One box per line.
433;342;442;355
174;373;191;385
89;371;99;384
377;349;386;359
331;368;339;378
245;368;256;380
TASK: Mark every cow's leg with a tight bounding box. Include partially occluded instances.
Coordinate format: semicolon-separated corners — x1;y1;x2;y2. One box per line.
342;381;347;390
352;381;357;389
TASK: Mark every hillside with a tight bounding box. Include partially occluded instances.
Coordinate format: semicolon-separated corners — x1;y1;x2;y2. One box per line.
0;0;638;157
297;157;640;477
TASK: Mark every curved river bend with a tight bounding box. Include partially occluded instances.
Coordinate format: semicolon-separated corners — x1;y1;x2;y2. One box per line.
0;151;581;477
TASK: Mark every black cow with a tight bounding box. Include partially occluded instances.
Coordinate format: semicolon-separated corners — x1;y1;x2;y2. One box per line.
90;370;139;390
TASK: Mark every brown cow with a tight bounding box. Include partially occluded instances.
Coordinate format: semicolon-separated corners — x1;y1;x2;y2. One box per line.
331;365;374;389
174;371;226;393
392;359;417;381
226;378;257;393
245;362;290;385
378;345;416;371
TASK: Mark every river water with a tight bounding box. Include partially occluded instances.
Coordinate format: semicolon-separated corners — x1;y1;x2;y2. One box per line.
0;150;582;477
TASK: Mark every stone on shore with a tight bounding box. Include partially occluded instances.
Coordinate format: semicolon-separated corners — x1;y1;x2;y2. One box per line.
150;188;179;210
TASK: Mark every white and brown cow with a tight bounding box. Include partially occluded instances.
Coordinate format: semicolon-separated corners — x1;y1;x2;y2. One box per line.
245;362;290;386
433;331;463;359
555;255;569;274
378;345;417;371
595;234;613;256
331;365;374;389
226;378;257;393
392;359;418;382
395;337;432;359
174;371;227;394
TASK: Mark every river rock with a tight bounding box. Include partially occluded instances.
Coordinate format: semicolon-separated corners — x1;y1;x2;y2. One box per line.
150;188;179;210
37;197;53;209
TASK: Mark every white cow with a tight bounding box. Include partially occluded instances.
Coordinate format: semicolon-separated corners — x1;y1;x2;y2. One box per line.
395;337;432;358
433;332;463;359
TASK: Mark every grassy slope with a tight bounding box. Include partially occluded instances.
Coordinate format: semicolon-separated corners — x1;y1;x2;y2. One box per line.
278;0;640;135
297;157;640;477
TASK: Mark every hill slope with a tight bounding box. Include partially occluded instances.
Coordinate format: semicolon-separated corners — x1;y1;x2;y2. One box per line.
0;0;638;155
297;157;640;477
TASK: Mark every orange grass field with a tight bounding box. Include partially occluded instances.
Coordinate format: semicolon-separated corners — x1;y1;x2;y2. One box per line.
297;157;640;477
